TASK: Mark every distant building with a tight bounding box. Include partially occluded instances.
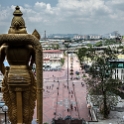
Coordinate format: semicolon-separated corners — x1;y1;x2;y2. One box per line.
88;35;102;40
102;31;121;39
43;50;64;66
73;35;88;40
73;34;101;40
41;41;60;50
109;34;116;39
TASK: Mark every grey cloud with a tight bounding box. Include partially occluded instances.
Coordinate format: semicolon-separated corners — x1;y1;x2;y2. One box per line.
0;0;124;35
106;0;124;11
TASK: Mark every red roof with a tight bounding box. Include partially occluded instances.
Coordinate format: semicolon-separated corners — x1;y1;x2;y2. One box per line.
43;58;50;61
43;50;62;53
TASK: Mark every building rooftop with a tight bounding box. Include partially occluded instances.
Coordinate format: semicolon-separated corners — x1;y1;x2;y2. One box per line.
43;50;63;53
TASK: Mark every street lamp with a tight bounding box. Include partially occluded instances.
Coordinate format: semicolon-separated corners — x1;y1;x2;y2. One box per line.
2;105;8;124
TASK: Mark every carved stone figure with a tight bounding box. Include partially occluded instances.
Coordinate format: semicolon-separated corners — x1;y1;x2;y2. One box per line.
0;6;43;124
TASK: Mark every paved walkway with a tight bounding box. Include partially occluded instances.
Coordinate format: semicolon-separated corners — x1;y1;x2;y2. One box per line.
33;55;90;123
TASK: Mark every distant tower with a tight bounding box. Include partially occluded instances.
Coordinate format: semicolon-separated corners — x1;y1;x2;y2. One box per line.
44;30;46;41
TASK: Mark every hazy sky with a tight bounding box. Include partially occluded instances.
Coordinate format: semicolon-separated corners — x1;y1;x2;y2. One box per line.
0;0;124;37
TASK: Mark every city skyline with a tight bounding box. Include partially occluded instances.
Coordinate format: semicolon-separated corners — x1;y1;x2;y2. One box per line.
0;0;124;37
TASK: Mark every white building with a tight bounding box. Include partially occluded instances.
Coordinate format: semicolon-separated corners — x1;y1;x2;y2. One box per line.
43;50;64;67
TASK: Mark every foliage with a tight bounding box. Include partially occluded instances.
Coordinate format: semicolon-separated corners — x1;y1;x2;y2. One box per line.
55;44;59;49
104;39;118;45
60;58;64;66
86;43;92;47
51;44;59;49
94;41;102;47
76;47;95;63
86;46;123;118
120;46;124;54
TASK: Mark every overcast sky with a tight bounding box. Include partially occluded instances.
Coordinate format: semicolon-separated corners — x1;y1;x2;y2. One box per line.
0;0;124;37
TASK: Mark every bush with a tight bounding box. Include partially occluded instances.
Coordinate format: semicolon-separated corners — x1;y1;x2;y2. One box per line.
60;58;65;66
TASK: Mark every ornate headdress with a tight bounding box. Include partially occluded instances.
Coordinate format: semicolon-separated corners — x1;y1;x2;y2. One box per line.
8;6;27;34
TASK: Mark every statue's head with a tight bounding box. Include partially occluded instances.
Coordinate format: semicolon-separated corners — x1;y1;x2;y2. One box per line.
8;6;41;40
8;6;27;34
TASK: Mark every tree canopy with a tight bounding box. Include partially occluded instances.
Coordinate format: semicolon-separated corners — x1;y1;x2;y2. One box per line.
77;46;124;118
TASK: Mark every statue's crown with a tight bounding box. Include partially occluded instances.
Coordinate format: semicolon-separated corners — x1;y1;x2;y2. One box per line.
13;6;23;16
8;6;27;34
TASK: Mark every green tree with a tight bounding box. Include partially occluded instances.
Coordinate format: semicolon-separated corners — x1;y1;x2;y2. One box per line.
104;38;119;45
76;47;87;62
86;43;92;47
87;46;123;118
94;41;102;47
54;44;59;49
76;46;95;68
60;58;64;66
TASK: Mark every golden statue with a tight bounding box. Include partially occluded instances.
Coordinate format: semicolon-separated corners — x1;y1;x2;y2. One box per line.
0;6;43;124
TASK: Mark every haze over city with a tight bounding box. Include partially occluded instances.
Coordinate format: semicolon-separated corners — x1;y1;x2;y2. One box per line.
0;0;124;36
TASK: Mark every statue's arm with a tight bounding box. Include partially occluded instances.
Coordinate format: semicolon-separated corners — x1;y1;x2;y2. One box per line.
0;45;6;75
